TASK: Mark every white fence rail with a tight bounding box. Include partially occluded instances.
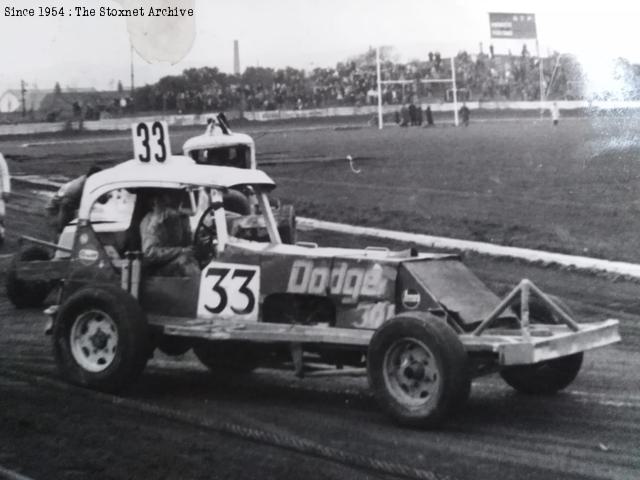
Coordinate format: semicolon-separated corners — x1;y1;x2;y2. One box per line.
2;100;640;136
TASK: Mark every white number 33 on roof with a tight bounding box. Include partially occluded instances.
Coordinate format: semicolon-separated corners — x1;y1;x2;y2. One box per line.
132;120;171;164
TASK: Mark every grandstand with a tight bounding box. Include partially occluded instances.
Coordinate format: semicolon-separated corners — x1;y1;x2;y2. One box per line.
5;44;639;122
130;45;617;116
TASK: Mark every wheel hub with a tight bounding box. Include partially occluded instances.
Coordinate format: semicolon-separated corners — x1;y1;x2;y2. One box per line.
90;329;110;351
383;338;441;406
403;362;426;381
70;310;119;373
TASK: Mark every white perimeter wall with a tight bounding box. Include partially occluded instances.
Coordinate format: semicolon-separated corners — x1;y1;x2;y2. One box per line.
2;100;640;136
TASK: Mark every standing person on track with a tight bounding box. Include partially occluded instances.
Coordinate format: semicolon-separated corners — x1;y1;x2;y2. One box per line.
400;104;410;127
408;103;417;126
459;103;470;127
551;102;560;126
425;105;434;127
0;152;11;245
46;165;101;235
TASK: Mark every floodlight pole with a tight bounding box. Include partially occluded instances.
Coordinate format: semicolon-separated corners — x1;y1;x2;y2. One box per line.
536;39;544;118
130;42;135;95
451;57;459;126
376;46;383;130
545;53;563;99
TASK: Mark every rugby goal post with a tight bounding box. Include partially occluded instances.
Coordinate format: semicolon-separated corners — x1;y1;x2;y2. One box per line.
376;48;460;129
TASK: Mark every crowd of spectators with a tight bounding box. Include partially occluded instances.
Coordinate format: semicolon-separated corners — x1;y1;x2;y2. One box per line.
60;46;639;117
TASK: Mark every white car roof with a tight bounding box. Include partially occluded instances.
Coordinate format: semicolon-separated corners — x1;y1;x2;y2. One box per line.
78;155;274;219
182;131;255;154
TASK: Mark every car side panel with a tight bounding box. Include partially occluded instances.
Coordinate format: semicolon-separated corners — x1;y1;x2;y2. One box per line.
61;224;121;301
219;244;398;329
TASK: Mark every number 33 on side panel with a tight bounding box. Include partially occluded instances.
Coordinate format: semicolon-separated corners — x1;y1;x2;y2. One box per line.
197;263;260;321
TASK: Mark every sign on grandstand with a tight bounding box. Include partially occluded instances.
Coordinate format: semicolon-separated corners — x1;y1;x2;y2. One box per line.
489;13;537;39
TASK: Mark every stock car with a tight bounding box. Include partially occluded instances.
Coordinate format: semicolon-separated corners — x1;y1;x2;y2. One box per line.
182;113;296;243
6;145;621;428
6;117;295;308
182;113;257;169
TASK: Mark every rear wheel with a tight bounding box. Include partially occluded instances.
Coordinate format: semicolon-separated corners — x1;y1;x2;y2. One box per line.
156;336;192;356
367;313;470;428
511;296;571;325
500;353;583;394
503;296;583;394
53;285;150;393
223;190;251;215
6;245;52;308
193;341;260;377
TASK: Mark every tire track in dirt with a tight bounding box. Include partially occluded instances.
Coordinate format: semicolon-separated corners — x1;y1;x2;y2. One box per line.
0;363;449;480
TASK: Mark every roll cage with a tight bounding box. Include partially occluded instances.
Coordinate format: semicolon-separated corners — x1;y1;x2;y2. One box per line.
77;157;274;219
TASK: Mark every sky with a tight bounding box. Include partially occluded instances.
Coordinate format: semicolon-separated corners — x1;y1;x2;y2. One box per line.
1;0;639;93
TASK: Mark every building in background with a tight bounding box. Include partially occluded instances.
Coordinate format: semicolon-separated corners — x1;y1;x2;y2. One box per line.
0;89;52;114
0;87;129;121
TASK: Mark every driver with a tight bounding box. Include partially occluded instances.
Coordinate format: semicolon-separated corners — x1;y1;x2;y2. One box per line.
139;189;200;277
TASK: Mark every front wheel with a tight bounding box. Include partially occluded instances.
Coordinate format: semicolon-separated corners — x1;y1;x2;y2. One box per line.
53;285;150;393
500;353;583;395
367;313;470;429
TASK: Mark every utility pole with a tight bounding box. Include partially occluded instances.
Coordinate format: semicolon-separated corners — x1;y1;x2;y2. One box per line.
20;80;27;117
130;43;135;94
233;40;240;75
376;46;383;129
451;57;459;126
537;39;544;118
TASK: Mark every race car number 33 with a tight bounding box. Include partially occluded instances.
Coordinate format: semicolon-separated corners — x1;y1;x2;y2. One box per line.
197;262;260;321
132;120;171;164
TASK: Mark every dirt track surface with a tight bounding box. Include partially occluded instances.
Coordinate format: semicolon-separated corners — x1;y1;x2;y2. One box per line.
1;119;639;479
4;115;640;263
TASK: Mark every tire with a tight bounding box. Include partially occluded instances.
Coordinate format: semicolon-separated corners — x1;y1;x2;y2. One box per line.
156;336;192;356
367;313;470;429
53;285;150;393
503;296;583;394
6;246;52;308
500;353;583;395
276;204;297;245
193;341;260;377
511;296;572;325
223;190;251;215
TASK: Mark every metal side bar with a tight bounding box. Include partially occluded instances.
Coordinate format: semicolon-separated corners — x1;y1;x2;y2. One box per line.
119;252;141;299
19;235;73;253
149;315;373;346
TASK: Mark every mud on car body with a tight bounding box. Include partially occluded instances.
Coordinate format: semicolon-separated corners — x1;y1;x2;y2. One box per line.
7;123;621;428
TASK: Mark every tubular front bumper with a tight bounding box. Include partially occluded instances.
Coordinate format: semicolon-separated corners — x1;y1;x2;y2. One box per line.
460;319;620;365
458;278;620;365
